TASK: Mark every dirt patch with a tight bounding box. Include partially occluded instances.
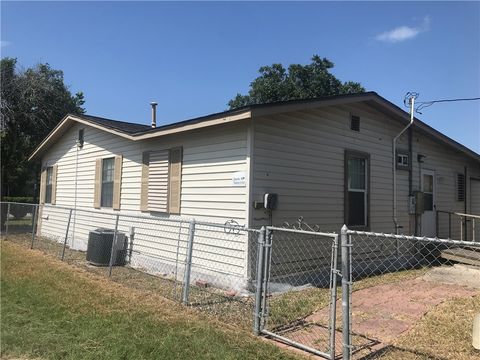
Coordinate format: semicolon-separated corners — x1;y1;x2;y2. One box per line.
423;264;480;289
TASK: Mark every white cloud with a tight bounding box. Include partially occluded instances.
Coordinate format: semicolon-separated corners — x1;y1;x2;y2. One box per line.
376;16;431;43
1;40;11;47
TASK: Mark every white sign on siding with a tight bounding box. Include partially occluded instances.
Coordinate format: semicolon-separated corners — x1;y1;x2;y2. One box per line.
232;171;246;186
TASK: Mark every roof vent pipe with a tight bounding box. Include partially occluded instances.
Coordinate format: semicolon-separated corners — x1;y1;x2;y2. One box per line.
150;102;158;128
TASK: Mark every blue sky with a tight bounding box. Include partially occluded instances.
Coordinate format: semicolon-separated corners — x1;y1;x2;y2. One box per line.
2;1;479;152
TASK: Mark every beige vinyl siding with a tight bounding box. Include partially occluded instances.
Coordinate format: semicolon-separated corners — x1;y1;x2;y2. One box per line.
251;102;479;238
38;121;250;288
411;132;480;239
251;102;411;234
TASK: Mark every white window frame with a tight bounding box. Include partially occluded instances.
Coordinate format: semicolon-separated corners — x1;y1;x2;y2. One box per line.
396;150;410;170
101;157;115;208
45;166;53;204
345;151;369;229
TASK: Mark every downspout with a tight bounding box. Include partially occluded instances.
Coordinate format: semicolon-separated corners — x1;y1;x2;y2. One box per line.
408;128;413;233
72;143;79;248
464;166;468;240
393;95;416;234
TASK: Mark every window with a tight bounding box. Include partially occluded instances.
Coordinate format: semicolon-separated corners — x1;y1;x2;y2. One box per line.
456;173;465;201
396;150;409;170
422;173;434;211
345;151;369;227
350;115;360;132
101;157;115;207
45;167;53;204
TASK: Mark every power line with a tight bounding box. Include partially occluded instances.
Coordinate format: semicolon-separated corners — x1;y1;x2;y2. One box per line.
414;96;480;113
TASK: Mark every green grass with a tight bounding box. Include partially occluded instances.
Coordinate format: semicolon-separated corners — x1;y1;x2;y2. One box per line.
1;242;299;360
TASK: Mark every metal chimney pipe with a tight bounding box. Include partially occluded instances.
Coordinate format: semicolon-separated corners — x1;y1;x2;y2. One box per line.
150;102;157;128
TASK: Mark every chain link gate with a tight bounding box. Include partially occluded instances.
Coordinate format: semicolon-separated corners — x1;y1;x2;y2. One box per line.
254;226;340;359
341;226;480;360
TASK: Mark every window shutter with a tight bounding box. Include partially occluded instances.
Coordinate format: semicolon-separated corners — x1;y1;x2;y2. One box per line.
168;147;183;214
39;167;47;204
148;150;170;212
112;155;123;210
51;165;58;205
457;173;465;202
140;151;150;212
93;158;102;208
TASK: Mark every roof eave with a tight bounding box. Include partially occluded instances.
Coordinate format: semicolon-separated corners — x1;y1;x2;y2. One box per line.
28;110;253;162
368;95;480;163
28;115;136;162
250;92;378;118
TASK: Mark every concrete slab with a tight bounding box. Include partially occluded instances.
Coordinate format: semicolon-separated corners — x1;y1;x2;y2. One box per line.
423;264;480;289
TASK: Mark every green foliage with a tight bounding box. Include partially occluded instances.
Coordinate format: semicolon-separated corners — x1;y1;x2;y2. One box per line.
0;58;85;197
228;55;365;109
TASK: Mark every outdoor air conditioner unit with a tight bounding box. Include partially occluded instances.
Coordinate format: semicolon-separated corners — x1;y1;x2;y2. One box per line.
86;228;127;266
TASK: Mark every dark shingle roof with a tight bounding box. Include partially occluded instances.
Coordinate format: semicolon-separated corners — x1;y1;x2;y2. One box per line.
79;114;152;134
56;91;478;163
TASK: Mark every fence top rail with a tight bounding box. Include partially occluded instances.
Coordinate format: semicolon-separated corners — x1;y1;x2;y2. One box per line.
195;220;260;233
267;226;338;238
1;201;263;232
436;209;480;220
346;229;480;247
454;212;480;220
1;201;38;207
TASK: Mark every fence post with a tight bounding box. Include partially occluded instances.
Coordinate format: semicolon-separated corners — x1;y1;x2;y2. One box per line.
473;219;476;242
460;217;464;241
108;214;120;277
341;225;351;360
128;226;135;263
61;209;73;261
5;203;11;239
182;219;196;305
253;226;266;335
260;227;273;330
448;212;452;239
329;234;340;360
30;205;38;249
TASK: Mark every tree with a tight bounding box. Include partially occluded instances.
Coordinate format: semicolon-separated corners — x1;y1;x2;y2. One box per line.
228;55;365;109
0;58;85;197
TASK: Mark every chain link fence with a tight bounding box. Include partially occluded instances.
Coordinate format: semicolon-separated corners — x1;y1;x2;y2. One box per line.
3;202;480;359
342;228;480;360
1;202;38;248
1;202;260;329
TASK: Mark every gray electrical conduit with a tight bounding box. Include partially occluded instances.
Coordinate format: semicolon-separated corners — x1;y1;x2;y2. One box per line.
393;95;416;234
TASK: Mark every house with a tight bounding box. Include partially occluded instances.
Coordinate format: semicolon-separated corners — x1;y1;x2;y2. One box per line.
29;92;480;289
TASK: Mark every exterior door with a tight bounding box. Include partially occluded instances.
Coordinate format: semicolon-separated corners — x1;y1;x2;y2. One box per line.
471;178;480;241
421;169;436;237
